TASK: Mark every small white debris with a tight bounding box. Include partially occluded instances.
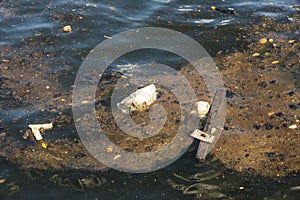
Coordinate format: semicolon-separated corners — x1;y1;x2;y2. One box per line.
290;185;300;191
0;179;6;184
0;132;6;138
104;35;112;39
211;127;217;134
81;100;90;104
190;129;215;143
195;101;210;118
288;124;298;129
106;146;113;153
113;155;121;160
117;84;157;114
26;123;53;141
63;25;72;33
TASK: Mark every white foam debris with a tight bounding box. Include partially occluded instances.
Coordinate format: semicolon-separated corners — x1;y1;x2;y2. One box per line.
195;101;210;118
288;124;298;129
117;84;157;114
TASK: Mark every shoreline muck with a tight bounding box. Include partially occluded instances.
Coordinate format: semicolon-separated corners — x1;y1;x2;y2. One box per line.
0;14;299;178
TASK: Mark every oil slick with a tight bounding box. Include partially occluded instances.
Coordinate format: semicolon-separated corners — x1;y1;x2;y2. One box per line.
117;84;157;114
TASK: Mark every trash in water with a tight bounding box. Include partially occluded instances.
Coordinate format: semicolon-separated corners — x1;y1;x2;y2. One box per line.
211;6;236;15
194;101;210;118
290;185;300;190
23;123;53;141
106;146;113;153
113;155;121;160
259;38;268;44
288;124;297;129
117;84;157;114
271;60;279;64
1;58;10;63
63;25;72;33
41;142;48;149
0;132;6;138
288;39;295;43
290;5;300;10
104;35;112;39
190;129;215;143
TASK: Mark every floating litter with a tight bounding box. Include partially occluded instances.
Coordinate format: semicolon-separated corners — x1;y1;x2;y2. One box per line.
195;101;210;118
41;142;48;149
252;53;260;57
23;123;53;141
63;25;72;33
288;124;298;129
259;38;268;44
190;129;215;143
117;84;157;114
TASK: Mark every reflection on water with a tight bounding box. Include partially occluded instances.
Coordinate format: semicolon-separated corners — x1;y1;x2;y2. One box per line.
0;0;300;199
0;153;299;199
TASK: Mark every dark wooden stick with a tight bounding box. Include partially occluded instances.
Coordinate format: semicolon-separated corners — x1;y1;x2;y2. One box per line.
196;89;226;160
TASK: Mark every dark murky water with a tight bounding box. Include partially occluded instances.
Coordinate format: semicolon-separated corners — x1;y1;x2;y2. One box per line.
0;0;300;199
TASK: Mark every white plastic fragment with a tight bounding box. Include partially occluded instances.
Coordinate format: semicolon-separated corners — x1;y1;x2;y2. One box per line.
211;127;217;134
63;25;72;33
195;101;210;118
27;123;53;141
113;155;121;160
104;35;112;39
288;124;298;129
290;185;300;191
190;129;215;143
117;84;157;114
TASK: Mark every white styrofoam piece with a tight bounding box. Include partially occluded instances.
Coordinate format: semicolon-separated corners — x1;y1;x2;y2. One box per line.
117;84;157;114
195;101;210;118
